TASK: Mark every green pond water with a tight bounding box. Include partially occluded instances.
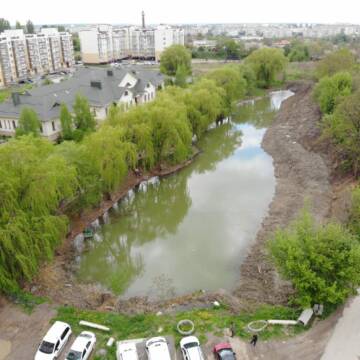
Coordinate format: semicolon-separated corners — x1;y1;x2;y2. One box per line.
75;90;293;299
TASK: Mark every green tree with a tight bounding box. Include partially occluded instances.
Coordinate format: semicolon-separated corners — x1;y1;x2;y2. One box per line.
269;209;360;307
216;38;244;60
174;64;188;87
322;90;360;176
160;45;192;76
314;71;352;114
57;25;66;32
84;126;136;193
72;34;81;52
349;187;360;236
184;78;225;138
246;48;288;88
206;65;247;114
60;103;74;140
15;107;41;137
73;94;96;139
316;48;356;79
25;20;35;34
287;42;310;62
0;18;11;32
15;21;22;30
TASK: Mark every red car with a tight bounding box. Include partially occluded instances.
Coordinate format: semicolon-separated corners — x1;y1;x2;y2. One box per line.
213;343;236;360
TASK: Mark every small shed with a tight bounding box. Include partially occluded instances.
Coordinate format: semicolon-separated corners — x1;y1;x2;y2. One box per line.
297;308;314;326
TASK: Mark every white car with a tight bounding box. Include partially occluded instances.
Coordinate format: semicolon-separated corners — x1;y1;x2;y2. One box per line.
65;331;96;360
35;321;72;360
145;337;171;360
180;336;205;360
116;342;139;360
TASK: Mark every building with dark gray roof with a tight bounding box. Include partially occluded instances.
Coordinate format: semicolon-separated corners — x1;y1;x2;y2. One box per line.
0;66;164;140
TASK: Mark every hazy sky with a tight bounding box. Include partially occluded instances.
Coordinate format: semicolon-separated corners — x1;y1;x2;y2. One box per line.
3;0;360;25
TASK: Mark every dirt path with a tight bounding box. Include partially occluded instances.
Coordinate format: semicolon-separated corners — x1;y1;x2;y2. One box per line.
236;82;333;305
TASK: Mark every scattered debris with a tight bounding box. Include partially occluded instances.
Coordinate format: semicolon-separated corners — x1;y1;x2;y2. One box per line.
106;337;115;347
297;309;314;326
79;320;110;332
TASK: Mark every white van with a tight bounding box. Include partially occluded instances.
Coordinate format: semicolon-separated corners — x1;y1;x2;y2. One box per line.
35;321;72;360
145;337;171;360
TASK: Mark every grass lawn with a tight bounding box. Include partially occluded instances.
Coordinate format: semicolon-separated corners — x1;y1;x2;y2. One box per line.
54;304;305;359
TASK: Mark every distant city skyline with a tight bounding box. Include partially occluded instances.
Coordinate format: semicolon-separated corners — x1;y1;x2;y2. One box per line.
3;0;360;25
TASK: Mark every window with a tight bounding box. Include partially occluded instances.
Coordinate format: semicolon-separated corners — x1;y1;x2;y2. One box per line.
86;342;91;349
12;120;16;129
82;349;87;358
55;340;60;351
51;121;56;131
61;327;70;340
124;90;128;96
40;125;43;133
0;120;2;129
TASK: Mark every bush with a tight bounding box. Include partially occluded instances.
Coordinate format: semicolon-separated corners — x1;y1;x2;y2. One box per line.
316;48;356;79
314;71;352;114
322;90;360;176
349;187;360;236
269;209;360;307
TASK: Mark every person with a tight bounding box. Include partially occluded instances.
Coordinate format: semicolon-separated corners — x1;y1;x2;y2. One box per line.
250;334;258;347
230;323;236;337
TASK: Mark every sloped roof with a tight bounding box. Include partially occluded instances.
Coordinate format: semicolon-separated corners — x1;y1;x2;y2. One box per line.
0;66;164;122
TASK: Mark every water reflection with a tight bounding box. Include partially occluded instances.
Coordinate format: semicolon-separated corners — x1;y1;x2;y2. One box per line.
77;91;293;299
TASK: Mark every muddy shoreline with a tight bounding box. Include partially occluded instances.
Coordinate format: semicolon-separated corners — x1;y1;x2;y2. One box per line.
29;82;346;314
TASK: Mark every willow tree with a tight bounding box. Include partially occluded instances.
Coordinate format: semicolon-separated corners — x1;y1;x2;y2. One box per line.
73;94;96;139
60;103;74;140
184;78;225;138
246;48;288;88
16;107;41;137
160;44;192;76
83;126;136;194
55;141;103;212
148;93;192;164
205;65;247;115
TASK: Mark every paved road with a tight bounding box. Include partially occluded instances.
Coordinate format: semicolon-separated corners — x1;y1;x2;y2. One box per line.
321;293;360;360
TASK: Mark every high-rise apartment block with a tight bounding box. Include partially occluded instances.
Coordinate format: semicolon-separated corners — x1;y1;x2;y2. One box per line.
79;20;185;64
0;28;74;87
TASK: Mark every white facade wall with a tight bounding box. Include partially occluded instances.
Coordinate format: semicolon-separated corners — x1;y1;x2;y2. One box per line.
0;28;74;85
79;25;185;63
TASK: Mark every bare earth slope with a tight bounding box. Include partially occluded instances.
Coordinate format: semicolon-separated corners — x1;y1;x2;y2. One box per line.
236;82;332;304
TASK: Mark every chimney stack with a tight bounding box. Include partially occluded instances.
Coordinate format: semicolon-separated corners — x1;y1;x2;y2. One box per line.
142;11;146;29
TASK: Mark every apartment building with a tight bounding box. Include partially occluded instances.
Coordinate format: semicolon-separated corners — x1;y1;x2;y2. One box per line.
0;28;74;87
79;22;185;64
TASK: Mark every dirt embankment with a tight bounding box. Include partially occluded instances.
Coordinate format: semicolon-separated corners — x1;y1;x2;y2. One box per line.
236;81;352;305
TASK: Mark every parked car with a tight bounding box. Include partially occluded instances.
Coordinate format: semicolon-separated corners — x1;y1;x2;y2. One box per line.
116;342;139;360
34;321;72;360
180;336;204;360
145;337;171;360
65;331;96;360
213;342;236;360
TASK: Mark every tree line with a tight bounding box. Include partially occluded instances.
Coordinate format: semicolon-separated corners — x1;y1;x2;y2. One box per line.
0;46;288;295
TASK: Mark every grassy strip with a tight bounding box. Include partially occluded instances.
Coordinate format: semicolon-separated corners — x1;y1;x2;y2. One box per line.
54;305;305;359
